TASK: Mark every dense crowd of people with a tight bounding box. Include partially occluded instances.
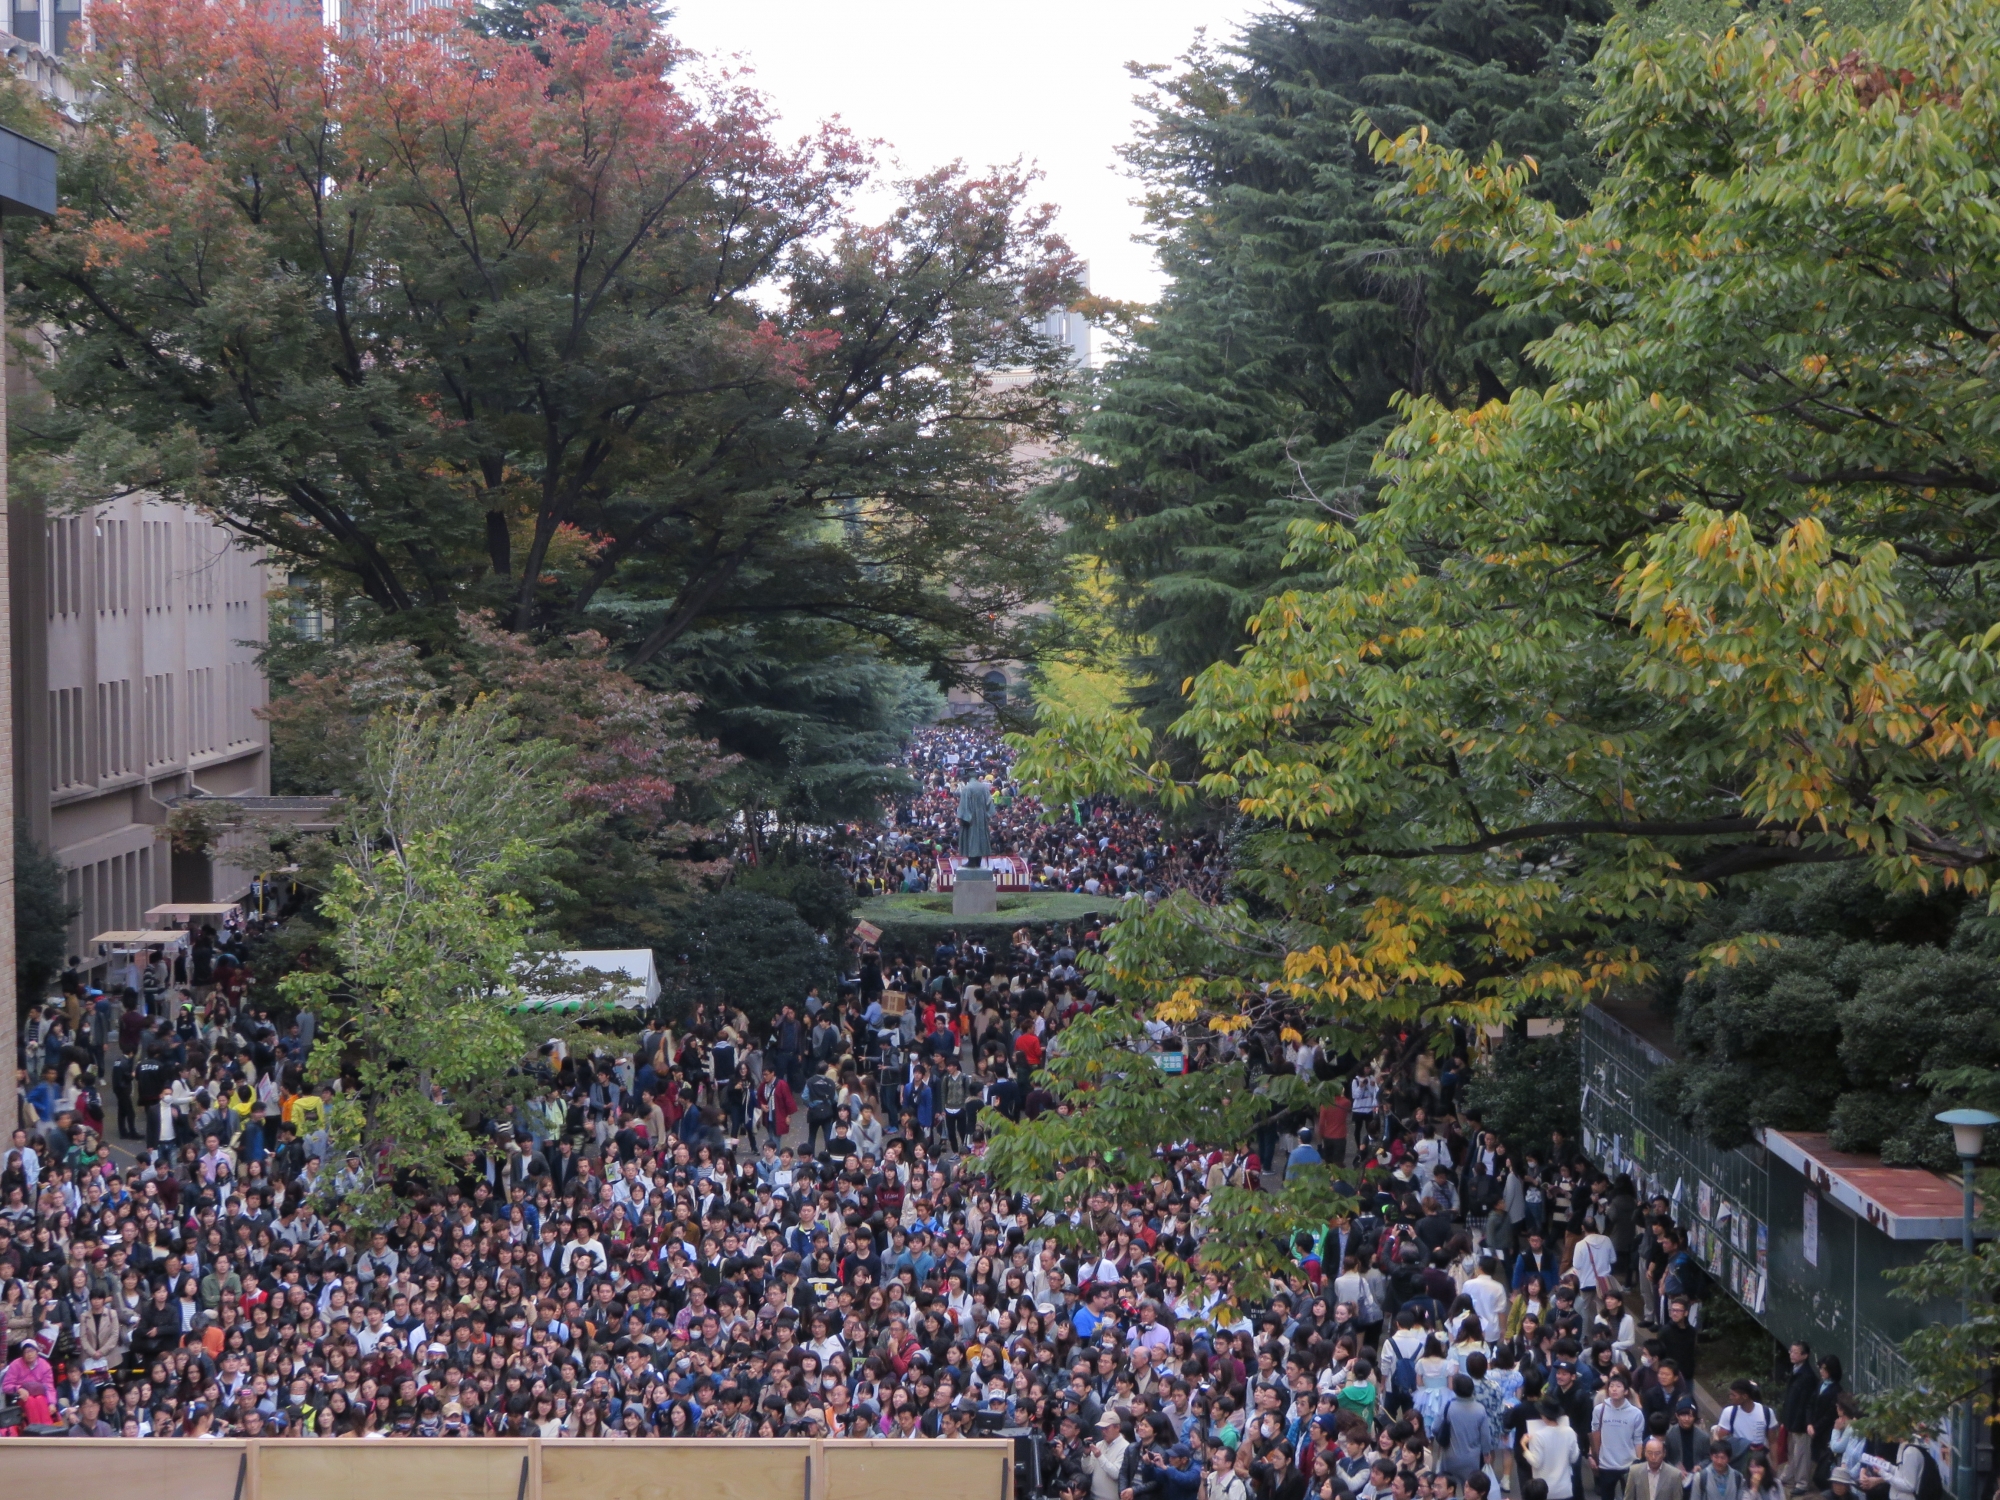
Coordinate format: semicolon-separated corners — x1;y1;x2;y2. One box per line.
852;726;1227;902
0;826;1949;1500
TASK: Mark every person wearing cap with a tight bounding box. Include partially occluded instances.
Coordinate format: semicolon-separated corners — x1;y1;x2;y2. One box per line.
1089;1408;1130;1500
1550;1359;1593;1433
1143;1440;1202;1500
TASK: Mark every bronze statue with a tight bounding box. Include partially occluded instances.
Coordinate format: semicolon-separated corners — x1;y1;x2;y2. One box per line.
956;777;993;865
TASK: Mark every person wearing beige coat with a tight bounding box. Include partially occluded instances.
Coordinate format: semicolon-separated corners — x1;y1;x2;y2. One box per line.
74;1292;124;1375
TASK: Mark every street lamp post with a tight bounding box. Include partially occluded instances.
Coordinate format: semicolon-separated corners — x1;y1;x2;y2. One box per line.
1936;1108;1999;1500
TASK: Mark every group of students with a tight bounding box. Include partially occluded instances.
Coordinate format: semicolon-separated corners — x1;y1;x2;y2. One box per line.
0;885;1958;1500
851;726;1227;903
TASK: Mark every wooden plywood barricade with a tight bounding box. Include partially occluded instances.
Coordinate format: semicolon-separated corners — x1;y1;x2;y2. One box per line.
0;1438;250;1499
540;1438;810;1500
819;1438;1011;1500
255;1437;536;1500
0;1436;1010;1500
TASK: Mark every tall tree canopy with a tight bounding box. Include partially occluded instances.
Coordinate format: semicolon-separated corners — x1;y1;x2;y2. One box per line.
13;0;1077;686
280;695;584;1212
996;0;2000;1278
1643;866;2000;1171
1047;0;1607;724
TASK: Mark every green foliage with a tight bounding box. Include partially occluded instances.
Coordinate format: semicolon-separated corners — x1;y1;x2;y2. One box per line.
997;0;2000;1282
1047;0;1608;732
660;888;834;1025
280;696;581;1213
733;855;857;938
663;623;939;829
1617;0;1905;44
15;835;76;1012
262;612;730;958
981;1003;1349;1295
158;799;246;856
1462;1030;1581;1149
465;0;665;53
1644;868;2000;1169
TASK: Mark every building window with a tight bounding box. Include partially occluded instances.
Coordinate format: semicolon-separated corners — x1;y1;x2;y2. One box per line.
46;516;82;617
49;686;86;789
143;672;177;766
95;515;129;614
96;679;131;779
187;667;218;756
142;517;176;612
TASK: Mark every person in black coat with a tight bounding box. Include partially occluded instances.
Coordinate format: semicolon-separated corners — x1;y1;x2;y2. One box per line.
1778;1343;1818;1492
1663;1400;1709;1475
1807;1357;1845;1486
131;1282;183;1366
1659;1297;1701;1381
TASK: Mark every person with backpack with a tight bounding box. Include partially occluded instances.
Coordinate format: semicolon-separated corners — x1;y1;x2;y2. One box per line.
1855;1434;1944;1500
1691;1445;1749;1500
1334;1253;1383;1339
1659;1233;1708;1328
802;1065;840;1156
1713;1381;1776;1474
1385;1309;1429;1413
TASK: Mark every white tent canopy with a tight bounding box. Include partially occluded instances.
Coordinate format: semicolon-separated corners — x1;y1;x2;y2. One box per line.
144;902;242;923
520;949;660;1011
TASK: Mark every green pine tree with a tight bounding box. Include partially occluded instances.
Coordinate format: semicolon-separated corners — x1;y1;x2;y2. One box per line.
1055;0;1608;733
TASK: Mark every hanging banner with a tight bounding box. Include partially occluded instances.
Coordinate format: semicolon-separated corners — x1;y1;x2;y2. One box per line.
933;855;1034;891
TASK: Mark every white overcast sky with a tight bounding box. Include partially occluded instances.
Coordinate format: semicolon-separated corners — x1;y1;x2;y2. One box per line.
667;0;1264;306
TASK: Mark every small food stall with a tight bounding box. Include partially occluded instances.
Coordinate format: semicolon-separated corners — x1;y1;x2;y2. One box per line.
88;929;191;1007
144;901;242;929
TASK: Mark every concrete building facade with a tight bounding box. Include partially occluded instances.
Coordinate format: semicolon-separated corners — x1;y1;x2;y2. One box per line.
21;496;275;957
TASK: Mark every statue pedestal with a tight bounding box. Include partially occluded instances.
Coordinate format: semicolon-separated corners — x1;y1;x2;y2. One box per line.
953;866;997;915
